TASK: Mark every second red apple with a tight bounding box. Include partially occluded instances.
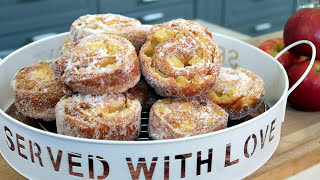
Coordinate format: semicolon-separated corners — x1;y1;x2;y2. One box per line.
259;38;305;69
287;60;320;111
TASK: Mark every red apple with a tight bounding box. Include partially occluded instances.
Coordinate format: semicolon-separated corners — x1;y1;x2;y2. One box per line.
287;60;320;111
259;38;306;69
284;8;320;59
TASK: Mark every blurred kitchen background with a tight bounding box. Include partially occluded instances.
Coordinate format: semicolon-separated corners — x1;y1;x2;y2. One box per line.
0;0;298;59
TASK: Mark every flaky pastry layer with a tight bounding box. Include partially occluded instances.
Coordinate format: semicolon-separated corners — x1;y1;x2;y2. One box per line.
56;93;141;140
140;19;221;98
51;34;140;94
201;67;265;120
149;98;228;140
70;14;147;51
12;62;64;121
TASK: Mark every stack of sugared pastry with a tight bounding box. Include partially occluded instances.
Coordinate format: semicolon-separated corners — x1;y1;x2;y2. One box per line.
11;15;265;141
140;19;264;139
51;14;146;140
12;14;146;141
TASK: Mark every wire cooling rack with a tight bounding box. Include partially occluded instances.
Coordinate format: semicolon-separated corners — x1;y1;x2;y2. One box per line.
4;102;268;141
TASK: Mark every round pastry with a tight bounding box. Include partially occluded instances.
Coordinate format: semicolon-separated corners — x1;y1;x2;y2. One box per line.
139;19;222;98
11;62;65;121
127;78;159;110
50;34;140;94
70;14;147;51
201;67;265;120
55;93;141;140
149;98;228;140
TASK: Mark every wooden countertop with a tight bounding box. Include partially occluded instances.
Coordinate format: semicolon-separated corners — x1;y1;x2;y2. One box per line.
1;31;320;180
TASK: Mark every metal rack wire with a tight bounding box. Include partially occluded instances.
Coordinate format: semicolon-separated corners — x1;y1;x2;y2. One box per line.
12;102;268;141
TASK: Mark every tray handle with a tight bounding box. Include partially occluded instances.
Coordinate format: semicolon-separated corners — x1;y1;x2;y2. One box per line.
275;40;316;98
274;40;316;122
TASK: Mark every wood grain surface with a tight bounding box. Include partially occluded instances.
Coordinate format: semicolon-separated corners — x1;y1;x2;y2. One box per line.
1;30;320;180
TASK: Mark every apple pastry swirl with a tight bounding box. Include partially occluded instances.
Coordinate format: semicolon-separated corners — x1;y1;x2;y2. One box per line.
55;93;141;140
140;19;222;98
11;62;64;121
201;67;265;120
149;98;228;140
50;34;140;94
70;14;147;51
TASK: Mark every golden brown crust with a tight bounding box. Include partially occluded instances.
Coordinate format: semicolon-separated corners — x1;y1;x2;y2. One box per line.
149;19;213;38
201;67;265;120
50;34;140;94
149;98;228;140
55;93;141;140
139;19;221;98
11;62;65;121
70;14;147;52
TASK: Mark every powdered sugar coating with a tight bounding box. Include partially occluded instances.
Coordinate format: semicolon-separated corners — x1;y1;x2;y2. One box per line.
50;34;140;94
11;62;64;121
70;14;147;51
140;19;222;98
149;19;212;37
201;67;265;120
149;98;228;140
55;93;141;140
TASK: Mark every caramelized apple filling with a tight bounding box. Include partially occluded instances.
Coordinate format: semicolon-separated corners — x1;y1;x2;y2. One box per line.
211;106;224;116
30;67;53;81
207;85;240;102
207;90;222;99
161;99;173;104
94;105;125;117
197;50;203;59
63;95;133;120
188;55;203;66
88;41;119;55
152;67;168;78
145;40;159;57
88;101;129;118
64;37;72;48
157;106;168;115
190;77;202;84
195;32;214;51
16;62;54;91
98;57;117;67
206;118;215;125
180;103;191;111
176;76;188;86
153;29;174;43
170;120;194;132
169;55;184;68
153;29;188;43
